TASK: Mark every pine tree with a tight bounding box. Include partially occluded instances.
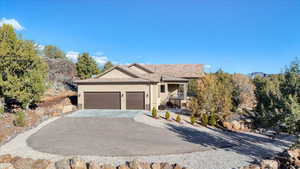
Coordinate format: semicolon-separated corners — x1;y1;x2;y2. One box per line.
0;24;48;109
76;53;100;79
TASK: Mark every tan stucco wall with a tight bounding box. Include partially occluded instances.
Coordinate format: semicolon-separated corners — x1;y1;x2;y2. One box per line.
100;69;134;78
78;83;159;110
128;65;149;74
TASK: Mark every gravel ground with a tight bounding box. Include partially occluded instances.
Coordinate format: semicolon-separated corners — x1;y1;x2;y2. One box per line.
0;110;294;169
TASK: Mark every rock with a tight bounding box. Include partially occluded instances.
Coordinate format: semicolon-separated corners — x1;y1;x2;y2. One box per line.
139;162;151;169
88;161;101;169
100;164;114;169
11;157;35;169
160;163;172;169
117;164;129;169
260;160;278;169
0;154;13;163
173;164;183;169
232;120;241;130
128;160;142;169
222;121;233;130
32;159;54;169
70;157;86;169
0;163;15;169
150;163;160;169
55;159;71;169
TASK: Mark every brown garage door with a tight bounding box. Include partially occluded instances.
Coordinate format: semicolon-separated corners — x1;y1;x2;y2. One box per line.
84;92;121;109
126;92;145;110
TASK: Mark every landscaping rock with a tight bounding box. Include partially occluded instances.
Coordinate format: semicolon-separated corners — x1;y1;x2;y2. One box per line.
128;160;143;169
32;159;54;169
55;159;71;169
150;163;160;169
117;164;129;169
88;161;101;169
160;163;172;169
70;157;87;169
0;154;13;163
260;160;278;169
0;163;15;169
11;157;35;169
139;162;151;169
100;164;114;169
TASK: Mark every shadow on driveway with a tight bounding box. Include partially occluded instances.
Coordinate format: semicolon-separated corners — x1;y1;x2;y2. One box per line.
166;123;292;161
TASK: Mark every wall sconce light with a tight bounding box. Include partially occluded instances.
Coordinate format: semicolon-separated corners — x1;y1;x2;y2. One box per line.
121;93;124;97
146;94;148;97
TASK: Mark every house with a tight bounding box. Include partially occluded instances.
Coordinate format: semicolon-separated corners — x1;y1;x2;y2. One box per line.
75;63;204;110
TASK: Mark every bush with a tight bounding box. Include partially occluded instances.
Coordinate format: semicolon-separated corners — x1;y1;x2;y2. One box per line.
201;113;209;126
165;111;170;120
0;106;4;115
176;115;181;123
15;110;26;127
190;116;196;125
152;107;158;118
208;113;217;126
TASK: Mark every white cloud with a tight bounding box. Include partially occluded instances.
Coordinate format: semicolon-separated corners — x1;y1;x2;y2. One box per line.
0;17;24;31
204;64;212;69
66;51;80;62
93;56;109;65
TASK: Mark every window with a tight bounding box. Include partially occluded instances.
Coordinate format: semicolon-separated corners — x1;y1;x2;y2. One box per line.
160;85;165;93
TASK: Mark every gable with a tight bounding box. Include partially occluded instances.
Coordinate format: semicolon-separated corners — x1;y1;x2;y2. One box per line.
99;68;136;79
128;65;151;74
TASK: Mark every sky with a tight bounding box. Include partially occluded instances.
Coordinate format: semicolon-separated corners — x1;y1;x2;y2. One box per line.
1;0;300;74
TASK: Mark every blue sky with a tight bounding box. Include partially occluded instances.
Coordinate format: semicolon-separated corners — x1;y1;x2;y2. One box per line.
1;0;300;74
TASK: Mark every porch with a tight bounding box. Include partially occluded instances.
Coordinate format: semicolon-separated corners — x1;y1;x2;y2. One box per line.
159;82;187;108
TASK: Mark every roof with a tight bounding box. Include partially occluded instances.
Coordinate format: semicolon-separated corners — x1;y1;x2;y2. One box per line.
75;78;152;84
143;64;203;78
75;63;201;84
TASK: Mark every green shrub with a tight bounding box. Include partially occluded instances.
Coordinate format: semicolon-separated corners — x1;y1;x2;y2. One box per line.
208;113;217;126
165;111;170;120
201;114;209;126
176;115;181;123
152;107;158;119
0;106;4;115
15;111;26;127
190;116;196;125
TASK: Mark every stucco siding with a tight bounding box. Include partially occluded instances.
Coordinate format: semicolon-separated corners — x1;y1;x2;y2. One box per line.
100;69;134;79
129;65;150;74
78;84;158;110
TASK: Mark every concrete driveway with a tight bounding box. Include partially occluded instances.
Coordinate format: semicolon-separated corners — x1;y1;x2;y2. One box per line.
26;109;215;156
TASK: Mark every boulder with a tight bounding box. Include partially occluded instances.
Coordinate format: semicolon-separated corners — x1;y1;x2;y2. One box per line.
100;164;114;169
32;159;54;169
70;157;86;169
150;163;160;169
222;121;233;130
128;160;142;169
0;163;15;169
11;157;35;169
88;161;101;169
231;120;241;130
160;163;172;169
55;159;71;169
139;162;151;169
0;154;13;163
260;160;278;169
117;164;129;169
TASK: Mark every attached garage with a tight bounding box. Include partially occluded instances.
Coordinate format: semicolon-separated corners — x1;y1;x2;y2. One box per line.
84;92;121;109
126;92;145;110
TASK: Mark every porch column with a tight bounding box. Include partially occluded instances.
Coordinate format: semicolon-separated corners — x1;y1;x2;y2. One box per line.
183;83;187;100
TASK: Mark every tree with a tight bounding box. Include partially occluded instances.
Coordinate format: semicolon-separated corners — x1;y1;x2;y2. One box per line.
232;73;256;111
0;24;48;109
43;45;65;59
76;53;100;79
102;61;114;72
254;59;300;135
